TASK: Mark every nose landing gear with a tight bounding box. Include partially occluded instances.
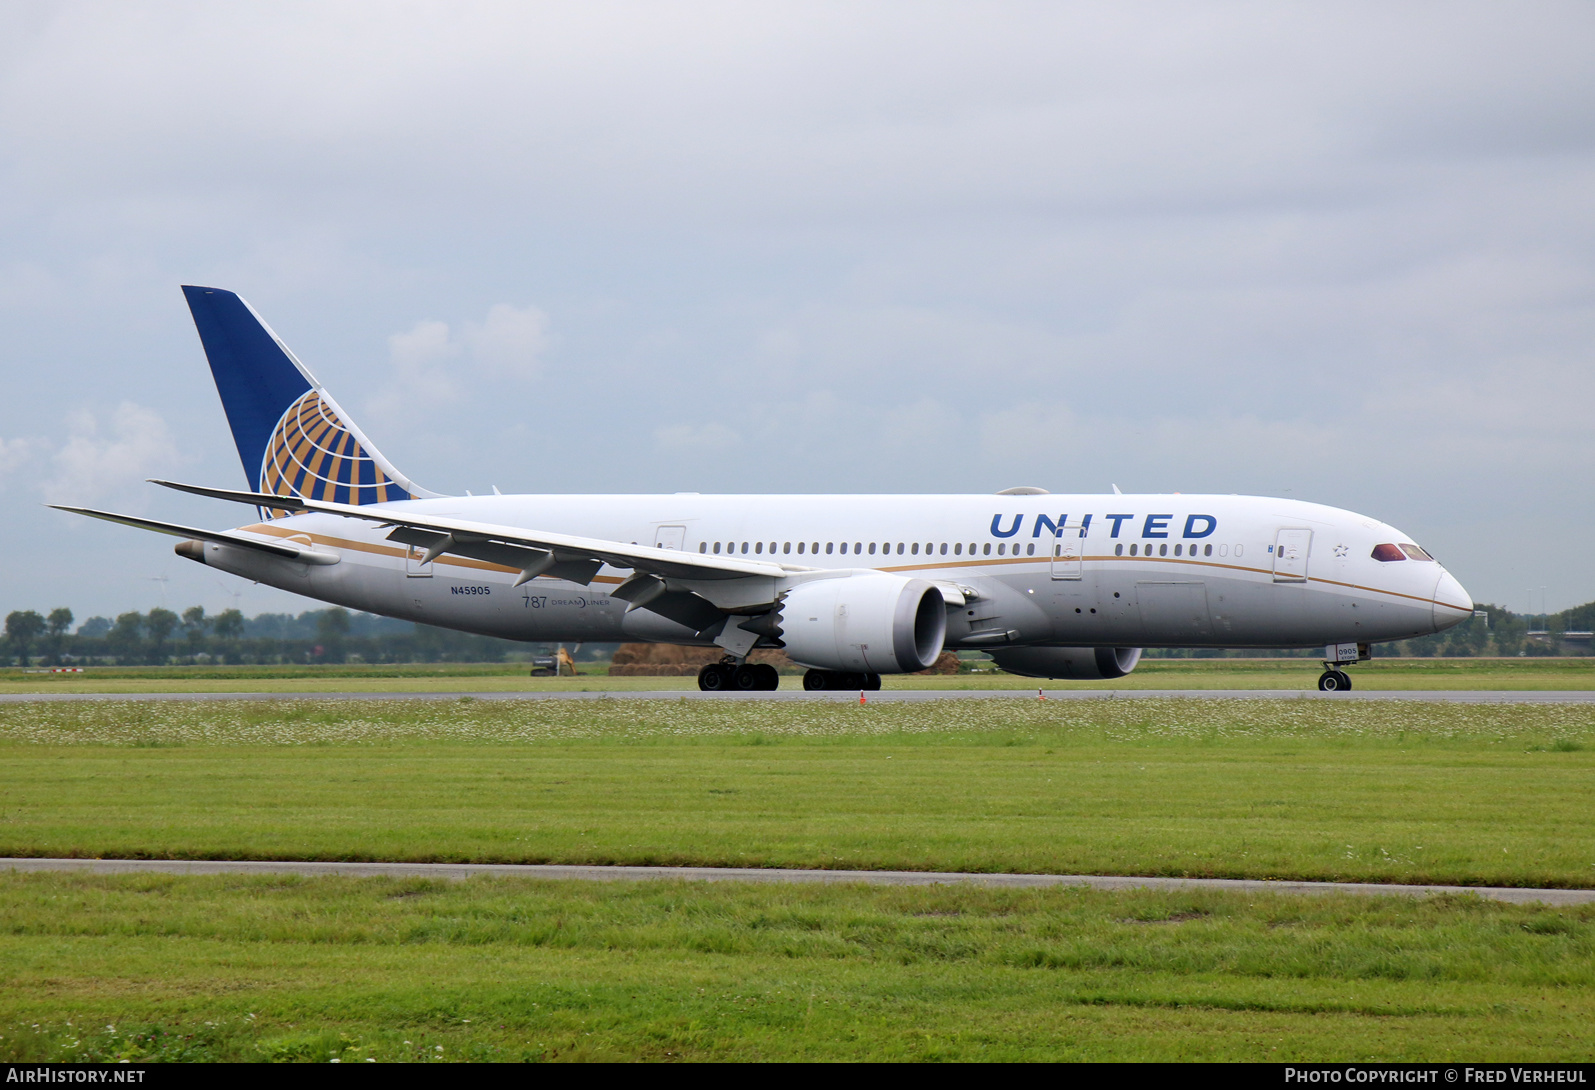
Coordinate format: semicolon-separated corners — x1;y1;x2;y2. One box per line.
1317;669;1352;691
1317;641;1369;693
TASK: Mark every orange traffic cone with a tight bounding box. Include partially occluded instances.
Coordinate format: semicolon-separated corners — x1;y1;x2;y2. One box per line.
1038;688;1045;701
859;691;866;705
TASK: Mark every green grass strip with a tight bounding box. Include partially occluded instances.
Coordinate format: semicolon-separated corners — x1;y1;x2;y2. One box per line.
0;873;1591;1061
1;699;1591;887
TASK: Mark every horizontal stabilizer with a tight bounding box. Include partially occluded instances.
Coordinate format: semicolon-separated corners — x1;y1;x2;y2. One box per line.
50;506;339;564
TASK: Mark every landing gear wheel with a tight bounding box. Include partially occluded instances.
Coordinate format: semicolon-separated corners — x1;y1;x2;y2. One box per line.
803;663;842;689
1335;670;1352;691
698;664;733;691
733;665;765;691
753;663;780;691
1317;670;1351;692
863;673;882;691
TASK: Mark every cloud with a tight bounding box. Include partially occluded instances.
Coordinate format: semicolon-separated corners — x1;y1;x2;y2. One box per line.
654;422;740;454
368;318;461;422
3;5;1595;610
43;403;180;504
369;304;548;422
0;435;37;489
464;304;548;381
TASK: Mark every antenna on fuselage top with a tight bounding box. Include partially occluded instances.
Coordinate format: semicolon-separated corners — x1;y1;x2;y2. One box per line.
1111;483;1122;495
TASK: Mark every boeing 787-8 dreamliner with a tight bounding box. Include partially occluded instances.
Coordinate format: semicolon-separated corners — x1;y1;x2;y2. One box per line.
57;287;1475;692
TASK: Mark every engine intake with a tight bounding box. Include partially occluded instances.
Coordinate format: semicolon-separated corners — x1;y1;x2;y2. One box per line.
778;574;947;674
987;646;1142;680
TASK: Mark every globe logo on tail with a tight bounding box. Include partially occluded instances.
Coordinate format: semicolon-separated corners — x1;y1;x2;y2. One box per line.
258;390;412;518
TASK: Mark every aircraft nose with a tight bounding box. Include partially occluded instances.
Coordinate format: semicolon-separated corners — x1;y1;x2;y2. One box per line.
1432;570;1473;633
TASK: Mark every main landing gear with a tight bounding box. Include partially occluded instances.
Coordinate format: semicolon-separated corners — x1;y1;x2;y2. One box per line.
802;669;881;692
697;662;780;692
1317;669;1353;692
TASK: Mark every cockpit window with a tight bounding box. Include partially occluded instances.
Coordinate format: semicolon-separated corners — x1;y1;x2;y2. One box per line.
1371;543;1405;562
1399;543;1433;561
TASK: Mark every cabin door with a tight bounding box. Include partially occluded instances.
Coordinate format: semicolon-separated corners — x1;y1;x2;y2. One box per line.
1050;519;1085;580
652;525;687;551
1273;528;1312;583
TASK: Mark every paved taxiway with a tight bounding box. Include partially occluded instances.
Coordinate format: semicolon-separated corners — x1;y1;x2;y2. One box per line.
2;689;1594;703
5;858;1590;905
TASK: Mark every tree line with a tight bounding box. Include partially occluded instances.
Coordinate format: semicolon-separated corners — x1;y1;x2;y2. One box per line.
0;600;1588;668
0;606;576;667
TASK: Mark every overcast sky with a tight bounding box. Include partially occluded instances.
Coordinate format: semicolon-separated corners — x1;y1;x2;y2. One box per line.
2;1;1592;621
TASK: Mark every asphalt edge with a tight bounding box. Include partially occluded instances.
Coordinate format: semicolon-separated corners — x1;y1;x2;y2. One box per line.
4;858;1591;906
2;689;1594;702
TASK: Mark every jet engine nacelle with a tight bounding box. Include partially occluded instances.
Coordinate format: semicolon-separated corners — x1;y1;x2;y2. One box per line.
987;646;1143;680
778;573;947;674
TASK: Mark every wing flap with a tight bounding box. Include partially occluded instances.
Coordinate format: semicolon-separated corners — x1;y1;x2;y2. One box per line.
148;479;799;582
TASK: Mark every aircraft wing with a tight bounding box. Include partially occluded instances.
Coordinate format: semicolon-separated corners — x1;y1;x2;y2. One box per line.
146;480;801;586
50;505;339;564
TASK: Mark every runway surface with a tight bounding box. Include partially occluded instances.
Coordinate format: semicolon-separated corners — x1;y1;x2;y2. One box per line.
3;689;1594;703
4;857;1590;905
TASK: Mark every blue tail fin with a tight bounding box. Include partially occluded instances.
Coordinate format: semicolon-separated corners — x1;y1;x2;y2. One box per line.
182;286;436;516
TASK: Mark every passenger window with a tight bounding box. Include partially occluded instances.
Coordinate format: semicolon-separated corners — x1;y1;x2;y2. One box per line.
699;542;707;553
1235;545;1243;557
1159;544;1167;556
796;542;804;554
999;543;1007;555
1371;543;1405;562
826;542;834;554
855;543;862;554
812;543;819;554
755;542;763;554
1399;543;1433;561
1130;544;1138;556
1173;544;1182;556
983;543;991;556
1027;543;1035;556
911;543;919;555
954;543;962;555
1115;544;1124;556
783;542;791;554
1204;544;1212;556
869;543;876;555
940;543;948;555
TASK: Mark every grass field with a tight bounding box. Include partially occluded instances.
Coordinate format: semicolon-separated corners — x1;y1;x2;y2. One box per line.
3;698;1592;885
2;656;1592;693
2;874;1592;1062
3;696;1592;1061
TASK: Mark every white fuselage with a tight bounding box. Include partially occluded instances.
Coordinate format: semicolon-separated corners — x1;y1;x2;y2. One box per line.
189;492;1474;652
